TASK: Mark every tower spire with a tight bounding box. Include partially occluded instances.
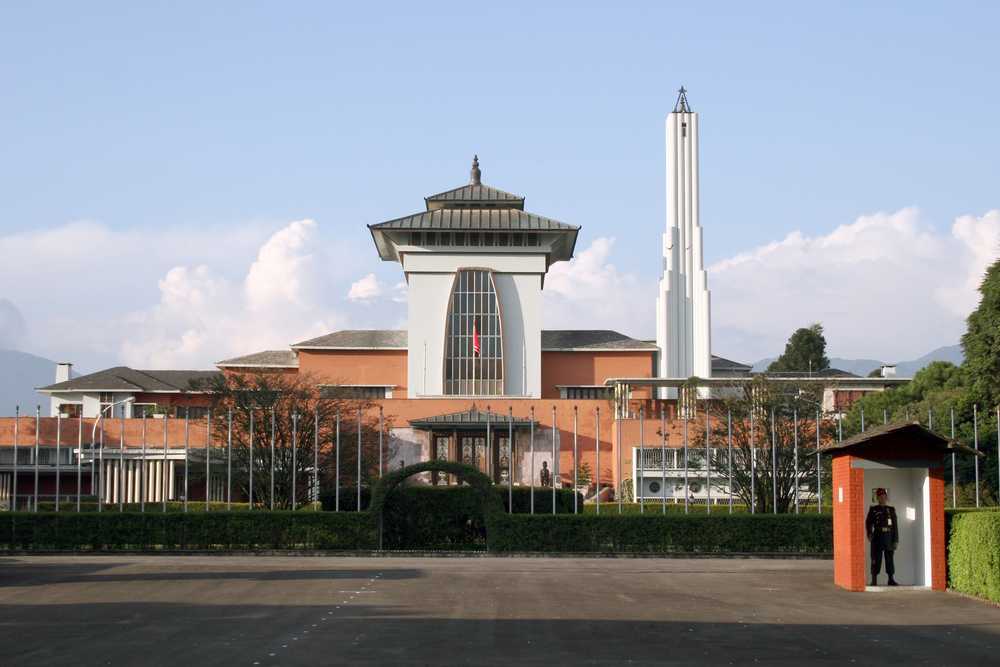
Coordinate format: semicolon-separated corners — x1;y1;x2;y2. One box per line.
470;155;482;185
674;86;691;113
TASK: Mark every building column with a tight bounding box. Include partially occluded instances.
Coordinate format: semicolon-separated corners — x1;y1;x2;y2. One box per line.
167;460;176;501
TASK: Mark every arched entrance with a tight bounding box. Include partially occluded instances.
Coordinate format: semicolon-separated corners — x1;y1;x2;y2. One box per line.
369;461;504;550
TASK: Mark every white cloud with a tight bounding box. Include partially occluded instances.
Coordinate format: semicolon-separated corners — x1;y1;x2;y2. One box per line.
120;220;345;368
709;208;1000;362
347;273;383;303
544;237;653;338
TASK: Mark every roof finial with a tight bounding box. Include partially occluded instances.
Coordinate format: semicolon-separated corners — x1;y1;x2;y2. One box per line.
470;154;481;186
674;86;691;113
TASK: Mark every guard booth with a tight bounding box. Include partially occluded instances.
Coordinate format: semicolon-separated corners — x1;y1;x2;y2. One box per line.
819;422;980;592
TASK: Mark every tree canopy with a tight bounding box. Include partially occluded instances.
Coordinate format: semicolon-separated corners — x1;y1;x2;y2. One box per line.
767;323;830;374
962;259;1000;409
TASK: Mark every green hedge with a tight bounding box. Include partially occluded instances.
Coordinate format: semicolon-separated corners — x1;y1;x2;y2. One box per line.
486;513;833;554
947;509;1000;603
0;511;376;551
319;487;372;512
377;484;580;550
496;486;581;514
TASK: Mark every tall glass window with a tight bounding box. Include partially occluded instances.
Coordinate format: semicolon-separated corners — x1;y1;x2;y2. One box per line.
444;269;504;395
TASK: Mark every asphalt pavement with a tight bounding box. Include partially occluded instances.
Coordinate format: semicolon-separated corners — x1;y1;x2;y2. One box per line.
0;555;997;665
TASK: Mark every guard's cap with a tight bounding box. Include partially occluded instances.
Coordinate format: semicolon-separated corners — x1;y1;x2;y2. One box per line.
875;488;888;497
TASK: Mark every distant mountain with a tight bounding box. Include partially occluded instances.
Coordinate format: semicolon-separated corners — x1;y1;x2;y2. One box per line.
0;349;64;414
752;344;964;378
894;345;964;377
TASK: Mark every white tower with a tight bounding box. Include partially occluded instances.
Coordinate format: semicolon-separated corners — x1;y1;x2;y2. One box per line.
656;87;712;395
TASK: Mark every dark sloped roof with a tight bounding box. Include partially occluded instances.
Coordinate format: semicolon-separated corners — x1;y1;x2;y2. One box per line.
712;355;752;372
425;183;524;204
292;329;657;351
217;350;298;368
292;330;408;349
38;367;220;393
541;330;657;351
410;407;534;430
369;208;578;232
816;421;983;458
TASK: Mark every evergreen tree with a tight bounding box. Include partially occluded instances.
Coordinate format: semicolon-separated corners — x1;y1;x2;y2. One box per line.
767;323;831;374
962;258;1000;409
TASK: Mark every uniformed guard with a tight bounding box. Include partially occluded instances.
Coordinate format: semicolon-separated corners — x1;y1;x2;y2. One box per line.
865;488;899;586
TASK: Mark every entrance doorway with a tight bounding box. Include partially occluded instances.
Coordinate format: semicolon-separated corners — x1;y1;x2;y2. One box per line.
430;431;511;484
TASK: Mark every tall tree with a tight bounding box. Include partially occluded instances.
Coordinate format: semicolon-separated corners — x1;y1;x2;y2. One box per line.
767;323;830;374
962;257;1000;409
197;371;393;509
696;376;835;513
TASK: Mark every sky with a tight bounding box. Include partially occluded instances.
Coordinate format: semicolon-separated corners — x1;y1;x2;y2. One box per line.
1;1;998;372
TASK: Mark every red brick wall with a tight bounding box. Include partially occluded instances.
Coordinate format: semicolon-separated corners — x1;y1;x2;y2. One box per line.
833;454;866;591
540;351;655;399
929;464;946;590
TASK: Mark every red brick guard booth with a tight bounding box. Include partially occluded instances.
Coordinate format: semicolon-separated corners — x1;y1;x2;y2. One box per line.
818;422;981;592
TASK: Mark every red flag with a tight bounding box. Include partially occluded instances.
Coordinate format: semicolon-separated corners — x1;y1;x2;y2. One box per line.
472;318;481;357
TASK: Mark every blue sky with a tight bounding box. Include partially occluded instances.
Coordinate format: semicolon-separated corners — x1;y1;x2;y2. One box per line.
1;1;998;370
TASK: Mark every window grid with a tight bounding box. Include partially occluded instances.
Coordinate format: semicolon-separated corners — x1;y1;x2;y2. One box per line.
444;269;504;395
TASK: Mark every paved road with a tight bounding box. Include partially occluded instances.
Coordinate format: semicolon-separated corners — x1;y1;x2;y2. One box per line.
0;555;997;665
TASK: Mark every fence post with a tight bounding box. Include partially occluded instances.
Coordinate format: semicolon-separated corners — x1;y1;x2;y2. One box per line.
727;410;733;514
335;410;340;512
661;404;667;515
638;405;644;514
973;404;980;508
206;410;211;511
530;406;535;515
793;408;799;514
595;406;601;516
573;405;578;515
292;412;298;511
12;406;18;512
76;413;83;512
270;407;276;511
683;414;690;515
226;408;232;511
34;406;40;512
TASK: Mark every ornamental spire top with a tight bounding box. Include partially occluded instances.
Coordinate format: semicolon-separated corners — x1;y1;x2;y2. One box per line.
674;86;691;113
470;155;482;185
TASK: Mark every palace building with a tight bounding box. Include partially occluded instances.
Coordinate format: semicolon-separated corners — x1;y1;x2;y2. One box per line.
1;90;908;509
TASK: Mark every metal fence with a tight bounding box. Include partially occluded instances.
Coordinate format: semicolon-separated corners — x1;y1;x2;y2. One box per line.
1;400;997;515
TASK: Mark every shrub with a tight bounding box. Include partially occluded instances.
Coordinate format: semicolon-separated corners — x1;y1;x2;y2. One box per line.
0;511;376;551
486;513;833;554
319;487;372;512
496;486;582;514
947;509;1000;603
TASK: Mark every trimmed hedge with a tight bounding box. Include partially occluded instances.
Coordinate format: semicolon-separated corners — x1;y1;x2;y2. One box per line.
377;486;584;550
947;509;1000;603
497;486;581;514
319;487;372;512
0;511;376;551
486;513;833;554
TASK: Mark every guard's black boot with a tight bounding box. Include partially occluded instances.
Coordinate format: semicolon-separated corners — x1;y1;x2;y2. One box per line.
887;577;898;586
870;576;878;586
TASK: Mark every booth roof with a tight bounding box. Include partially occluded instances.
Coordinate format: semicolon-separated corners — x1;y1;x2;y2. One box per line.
816;421;983;457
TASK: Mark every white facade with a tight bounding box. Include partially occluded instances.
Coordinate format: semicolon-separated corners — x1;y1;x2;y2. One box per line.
403;250;544;398
656;90;712;396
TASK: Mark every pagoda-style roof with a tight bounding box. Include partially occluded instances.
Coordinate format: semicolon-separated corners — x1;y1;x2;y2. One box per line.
370;208;577;232
425;183;524;208
368;156;579;264
410;407;535;430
